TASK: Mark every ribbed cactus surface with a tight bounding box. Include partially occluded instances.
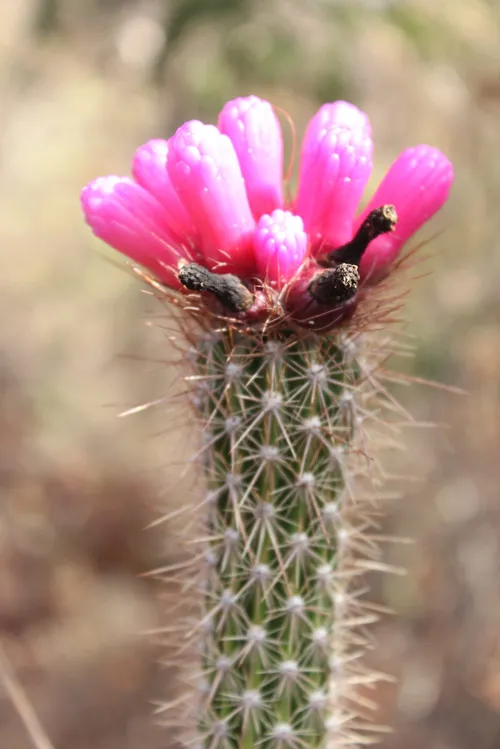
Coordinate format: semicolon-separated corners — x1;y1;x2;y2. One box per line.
175;326;376;749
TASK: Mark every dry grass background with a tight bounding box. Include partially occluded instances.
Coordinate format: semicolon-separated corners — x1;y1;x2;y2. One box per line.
1;1;500;747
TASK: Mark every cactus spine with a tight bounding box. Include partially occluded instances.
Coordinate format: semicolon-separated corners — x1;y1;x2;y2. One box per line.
162;311;393;749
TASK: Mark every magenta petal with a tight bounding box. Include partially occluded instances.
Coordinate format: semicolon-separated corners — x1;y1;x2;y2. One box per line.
298;102;371;186
305;101;371;142
357;145;454;282
132;139;196;240
218;96;284;220
81;176;191;288
167;120;257;277
295;125;373;252
254;210;307;290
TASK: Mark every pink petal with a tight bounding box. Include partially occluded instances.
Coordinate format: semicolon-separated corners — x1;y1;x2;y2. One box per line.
304;101;371;142
254;210;307;290
167;120;257;277
357;145;454;282
297;102;371;189
132;139;197;240
295;125;373;252
218;96;284;220
81;176;192;288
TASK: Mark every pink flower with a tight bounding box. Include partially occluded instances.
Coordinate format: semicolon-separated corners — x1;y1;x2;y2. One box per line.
218;96;284;221
166;120;256;277
81;96;453;319
81;176;197;289
254;210;307;289
355;145;454;282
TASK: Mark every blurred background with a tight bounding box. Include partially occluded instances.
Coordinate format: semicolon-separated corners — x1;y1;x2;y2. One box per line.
1;0;500;747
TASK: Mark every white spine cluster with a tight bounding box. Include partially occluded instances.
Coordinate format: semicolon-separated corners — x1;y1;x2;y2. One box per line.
159;328;398;749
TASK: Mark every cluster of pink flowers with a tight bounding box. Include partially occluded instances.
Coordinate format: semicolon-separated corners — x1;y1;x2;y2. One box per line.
81;96;453;322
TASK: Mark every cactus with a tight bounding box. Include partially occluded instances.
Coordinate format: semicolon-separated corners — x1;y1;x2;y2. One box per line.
185;327;373;747
81;96;453;748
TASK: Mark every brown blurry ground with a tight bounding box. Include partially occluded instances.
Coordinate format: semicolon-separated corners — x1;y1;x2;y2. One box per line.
1;1;500;747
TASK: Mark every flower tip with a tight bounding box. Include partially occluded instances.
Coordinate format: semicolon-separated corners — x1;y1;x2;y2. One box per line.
296;124;374;252
80;174;189;288
167;118;256;276
131;139;169;186
315;100;372;136
218;94;273;120
358;145;454;283
404;144;455;218
132;138;168;163
218;95;284;219
254;209;307;289
131;137;196;240
397;144;454;189
170;119;218;154
80;175;122;223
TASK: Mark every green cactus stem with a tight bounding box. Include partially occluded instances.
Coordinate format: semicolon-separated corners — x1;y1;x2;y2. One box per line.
155;302;398;749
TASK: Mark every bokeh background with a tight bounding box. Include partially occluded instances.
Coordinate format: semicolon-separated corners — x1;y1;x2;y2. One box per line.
1;0;500;747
